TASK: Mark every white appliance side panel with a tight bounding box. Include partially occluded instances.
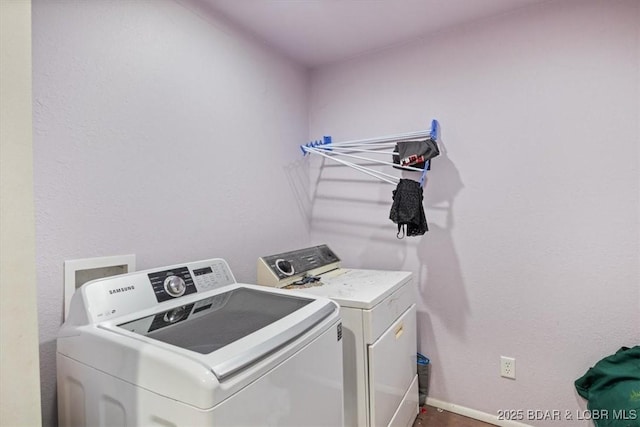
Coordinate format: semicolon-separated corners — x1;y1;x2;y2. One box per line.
58;320;344;427
388;374;419;427
58;353;220;426
367;304;417;427
211;319;344;426
363;280;416;343
340;306;368;427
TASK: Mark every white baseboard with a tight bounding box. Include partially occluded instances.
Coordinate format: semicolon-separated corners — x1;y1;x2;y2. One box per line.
426;397;533;427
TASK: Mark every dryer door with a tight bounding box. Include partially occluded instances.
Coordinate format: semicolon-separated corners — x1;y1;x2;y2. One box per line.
367;304;417;427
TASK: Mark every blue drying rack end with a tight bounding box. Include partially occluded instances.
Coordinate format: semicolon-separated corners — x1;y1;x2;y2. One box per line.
419;160;429;188
420;119;439;188
323;136;332;151
430;119;439;141
301;135;332;156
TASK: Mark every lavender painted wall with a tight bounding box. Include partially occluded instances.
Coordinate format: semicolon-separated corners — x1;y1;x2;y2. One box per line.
32;1;309;425
309;0;639;425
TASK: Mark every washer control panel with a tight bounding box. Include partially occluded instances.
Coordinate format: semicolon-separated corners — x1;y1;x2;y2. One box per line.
148;267;196;302
192;263;233;291
148;260;235;302
257;245;341;287
72;258;237;325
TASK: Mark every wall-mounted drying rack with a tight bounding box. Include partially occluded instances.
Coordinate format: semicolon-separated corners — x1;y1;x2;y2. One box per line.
301;119;440;188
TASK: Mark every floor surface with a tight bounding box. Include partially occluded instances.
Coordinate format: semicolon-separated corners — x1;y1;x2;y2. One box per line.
413;405;495;427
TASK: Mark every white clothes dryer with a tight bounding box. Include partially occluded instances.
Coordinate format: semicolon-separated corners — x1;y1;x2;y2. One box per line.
57;258;344;427
258;245;418;427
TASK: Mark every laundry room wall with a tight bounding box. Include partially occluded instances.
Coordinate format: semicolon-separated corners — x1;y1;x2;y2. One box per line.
308;0;640;425
32;0;309;424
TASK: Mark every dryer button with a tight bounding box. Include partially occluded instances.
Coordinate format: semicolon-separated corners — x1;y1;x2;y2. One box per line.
275;259;295;276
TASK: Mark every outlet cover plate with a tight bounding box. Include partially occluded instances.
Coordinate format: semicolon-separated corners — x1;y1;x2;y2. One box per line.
500;356;516;379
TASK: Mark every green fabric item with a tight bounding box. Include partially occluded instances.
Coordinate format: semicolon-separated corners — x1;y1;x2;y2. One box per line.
575;346;640;427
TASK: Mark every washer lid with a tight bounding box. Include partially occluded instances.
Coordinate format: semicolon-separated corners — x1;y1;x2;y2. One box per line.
287;269;412;309
116;286;334;379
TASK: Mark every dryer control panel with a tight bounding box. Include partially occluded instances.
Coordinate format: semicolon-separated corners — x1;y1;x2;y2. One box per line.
257;245;340;288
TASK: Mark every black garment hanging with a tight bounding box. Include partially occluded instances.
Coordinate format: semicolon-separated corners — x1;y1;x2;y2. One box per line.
392;138;440;171
389;179;428;238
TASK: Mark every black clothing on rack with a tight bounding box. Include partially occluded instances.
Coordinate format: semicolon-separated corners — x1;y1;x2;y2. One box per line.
392;138;440;171
389;179;428;238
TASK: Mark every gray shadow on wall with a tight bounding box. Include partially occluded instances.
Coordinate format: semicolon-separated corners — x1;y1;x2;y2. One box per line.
307;155;410;270
416;140;469;337
283;157;313;231
356;225;408;270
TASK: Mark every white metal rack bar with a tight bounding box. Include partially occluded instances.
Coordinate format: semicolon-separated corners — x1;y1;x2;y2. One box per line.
311;147;425;172
302;119;439;187
322;147;396;155
303;146;399;185
329;130;432;147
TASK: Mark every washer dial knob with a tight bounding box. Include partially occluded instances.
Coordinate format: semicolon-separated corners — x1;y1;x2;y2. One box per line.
275;259;295;276
164;275;186;297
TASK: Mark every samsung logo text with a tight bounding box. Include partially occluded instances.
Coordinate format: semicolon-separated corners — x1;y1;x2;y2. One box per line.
109;286;135;295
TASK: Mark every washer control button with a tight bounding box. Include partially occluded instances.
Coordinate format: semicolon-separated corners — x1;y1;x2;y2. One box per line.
164;275;186;297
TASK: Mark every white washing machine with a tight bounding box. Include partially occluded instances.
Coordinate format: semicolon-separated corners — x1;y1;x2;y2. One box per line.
257;245;418;427
57;258;344;427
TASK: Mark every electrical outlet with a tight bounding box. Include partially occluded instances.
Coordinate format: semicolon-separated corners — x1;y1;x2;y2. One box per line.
500;356;516;379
